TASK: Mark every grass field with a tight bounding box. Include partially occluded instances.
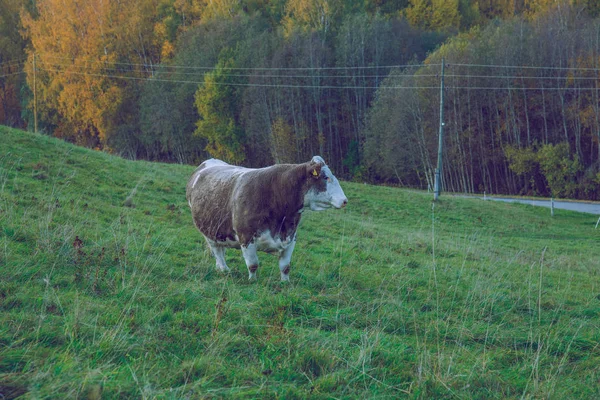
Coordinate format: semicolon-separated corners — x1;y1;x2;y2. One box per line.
1;126;600;399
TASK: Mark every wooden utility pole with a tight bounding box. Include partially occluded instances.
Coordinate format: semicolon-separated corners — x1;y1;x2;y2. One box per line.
33;53;38;134
434;58;445;201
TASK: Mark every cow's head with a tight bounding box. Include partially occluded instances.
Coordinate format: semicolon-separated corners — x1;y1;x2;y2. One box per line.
304;156;348;211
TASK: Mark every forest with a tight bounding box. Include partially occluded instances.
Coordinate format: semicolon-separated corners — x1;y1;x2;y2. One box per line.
2;0;600;199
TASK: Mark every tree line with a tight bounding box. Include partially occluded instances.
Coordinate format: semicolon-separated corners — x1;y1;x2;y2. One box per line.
366;7;600;199
1;0;600;199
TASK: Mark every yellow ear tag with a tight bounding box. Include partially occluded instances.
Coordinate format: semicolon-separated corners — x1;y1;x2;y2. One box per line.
312;169;318;176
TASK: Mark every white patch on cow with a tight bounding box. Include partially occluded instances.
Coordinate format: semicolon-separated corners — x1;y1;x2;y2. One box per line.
255;230;294;252
204;159;250;178
191;173;201;188
311;155;325;164
304;160;348;211
196;159;251;190
203;158;230;168
205;237;230;272
241;243;259;279
278;238;296;281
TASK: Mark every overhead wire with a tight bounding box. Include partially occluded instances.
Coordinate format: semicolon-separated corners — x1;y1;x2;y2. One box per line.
0;57;27;67
445;73;600;81
2;55;594;91
0;63;25;73
0;104;26;112
37;66;600;91
449;62;600;72
0;71;25;79
37;67;441;89
446;86;600;91
36;54;600;72
38;54;436;71
36;61;439;79
34;61;600;84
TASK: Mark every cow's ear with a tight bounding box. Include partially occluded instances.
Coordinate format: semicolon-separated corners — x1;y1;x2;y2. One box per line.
307;162;322;179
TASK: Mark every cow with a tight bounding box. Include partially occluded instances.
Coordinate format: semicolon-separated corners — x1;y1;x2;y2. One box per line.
186;156;348;281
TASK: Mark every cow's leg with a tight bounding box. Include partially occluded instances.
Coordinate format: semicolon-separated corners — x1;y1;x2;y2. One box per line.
241;243;259;280
206;238;230;272
278;238;296;281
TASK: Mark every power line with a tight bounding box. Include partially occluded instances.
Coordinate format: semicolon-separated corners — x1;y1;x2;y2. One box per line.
38;67;440;89
0;104;25;112
450;62;600;72
37;61;439;79
35;60;600;81
39;54;435;71
447;86;600;90
0;71;25;79
37;67;600;91
36;54;600;72
0;63;25;72
445;73;600;81
0;57;27;67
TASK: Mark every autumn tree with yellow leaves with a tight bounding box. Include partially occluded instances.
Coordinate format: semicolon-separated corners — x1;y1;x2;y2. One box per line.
21;0;182;146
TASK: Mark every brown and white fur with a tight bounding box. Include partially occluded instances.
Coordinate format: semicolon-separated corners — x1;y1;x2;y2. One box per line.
186;156;347;281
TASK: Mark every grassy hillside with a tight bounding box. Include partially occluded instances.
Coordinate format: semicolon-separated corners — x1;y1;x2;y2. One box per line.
1;126;600;399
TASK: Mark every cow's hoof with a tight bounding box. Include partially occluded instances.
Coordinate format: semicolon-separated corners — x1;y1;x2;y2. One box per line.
280;275;290;282
248;273;257;280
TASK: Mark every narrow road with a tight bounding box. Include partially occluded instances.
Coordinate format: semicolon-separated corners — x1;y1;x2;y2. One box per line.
467;196;600;215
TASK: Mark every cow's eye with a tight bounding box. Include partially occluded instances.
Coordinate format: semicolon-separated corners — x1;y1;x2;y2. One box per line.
322;174;329;181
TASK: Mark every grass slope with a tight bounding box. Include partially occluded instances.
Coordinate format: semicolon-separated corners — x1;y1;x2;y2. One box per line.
1;126;600;399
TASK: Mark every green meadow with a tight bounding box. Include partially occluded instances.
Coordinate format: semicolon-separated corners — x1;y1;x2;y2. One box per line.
1;126;600;399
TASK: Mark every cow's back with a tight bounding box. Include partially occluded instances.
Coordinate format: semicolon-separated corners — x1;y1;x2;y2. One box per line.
187;159;248;242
